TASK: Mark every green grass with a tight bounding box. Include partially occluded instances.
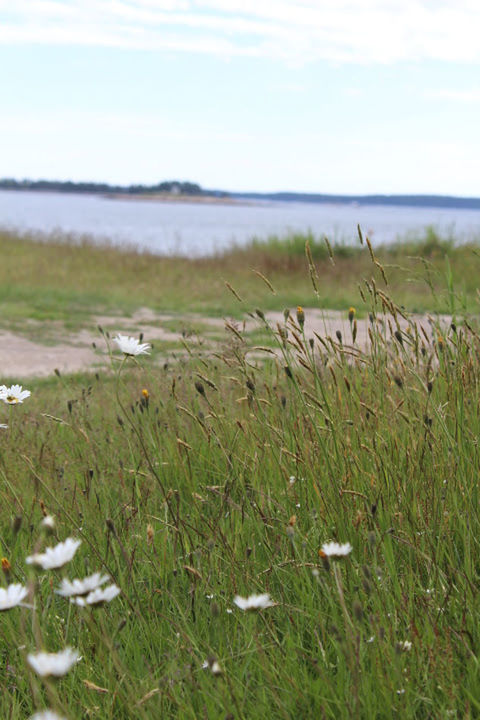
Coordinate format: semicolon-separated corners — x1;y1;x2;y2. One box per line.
1;246;480;717
0;226;479;342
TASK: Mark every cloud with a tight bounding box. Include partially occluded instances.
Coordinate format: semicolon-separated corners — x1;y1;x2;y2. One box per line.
1;0;480;64
428;88;480;102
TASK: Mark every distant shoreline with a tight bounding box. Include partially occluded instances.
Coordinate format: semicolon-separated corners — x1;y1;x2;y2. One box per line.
103;192;248;206
2;181;480;211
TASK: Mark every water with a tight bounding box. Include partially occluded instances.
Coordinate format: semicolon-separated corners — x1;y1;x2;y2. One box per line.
1;189;480;256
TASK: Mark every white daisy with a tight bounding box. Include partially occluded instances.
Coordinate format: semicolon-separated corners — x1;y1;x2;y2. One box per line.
26;538;81;570
27;647;80;677
71;584;121;606
56;571;110;598
233;593;274;611
0;583;28;611
320;541;352;557
397;640;412;652
30;712;68;720
0;384;31;404
113;334;151;357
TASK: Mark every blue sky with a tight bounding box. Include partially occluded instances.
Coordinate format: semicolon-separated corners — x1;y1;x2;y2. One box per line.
0;0;479;194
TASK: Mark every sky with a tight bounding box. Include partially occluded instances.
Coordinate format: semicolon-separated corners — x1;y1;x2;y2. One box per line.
0;0;479;195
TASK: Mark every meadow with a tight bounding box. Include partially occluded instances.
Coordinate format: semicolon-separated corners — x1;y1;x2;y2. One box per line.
0;227;480;718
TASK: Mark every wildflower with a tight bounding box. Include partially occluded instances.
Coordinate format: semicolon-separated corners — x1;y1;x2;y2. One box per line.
26;538;81;570
202;657;222;675
142;388;149;399
2;556;12;573
0;384;31;404
71;584;121;606
0;424;8;429
0;583;28;611
41;515;55;531
396;640;412;652
30;712;68;720
113;334;151;357
56;571;110;598
348;306;356;323
296;306;305;327
27;647;80;677
233;593;274;611
320;541;352;558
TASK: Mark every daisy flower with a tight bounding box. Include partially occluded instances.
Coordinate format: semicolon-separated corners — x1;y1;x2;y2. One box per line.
233;593;274;611
26;538;81;570
30;712;68;720
0;384;31;404
27;647;80;677
0;583;28;611
56;571;110;598
113;334;151;357
320;541;352;558
71;584;121;607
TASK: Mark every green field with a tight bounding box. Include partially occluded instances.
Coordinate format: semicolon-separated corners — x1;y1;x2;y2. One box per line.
1;228;480;718
0;226;478;332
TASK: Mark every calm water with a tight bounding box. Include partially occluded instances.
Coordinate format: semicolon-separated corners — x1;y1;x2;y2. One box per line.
1;190;480;256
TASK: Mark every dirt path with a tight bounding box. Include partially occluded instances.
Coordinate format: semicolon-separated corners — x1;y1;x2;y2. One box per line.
0;308;451;379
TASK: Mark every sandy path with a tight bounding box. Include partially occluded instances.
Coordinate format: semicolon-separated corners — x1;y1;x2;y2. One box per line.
0;308;451;379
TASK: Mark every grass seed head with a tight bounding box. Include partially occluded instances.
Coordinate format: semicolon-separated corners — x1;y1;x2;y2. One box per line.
12;515;22;534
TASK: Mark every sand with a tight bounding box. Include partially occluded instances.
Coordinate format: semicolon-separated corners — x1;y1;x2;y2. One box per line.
0;308;451;379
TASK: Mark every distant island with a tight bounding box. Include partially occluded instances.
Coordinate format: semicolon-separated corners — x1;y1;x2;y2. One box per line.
1;178;480;211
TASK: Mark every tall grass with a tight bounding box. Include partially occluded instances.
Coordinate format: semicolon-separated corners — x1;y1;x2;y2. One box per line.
0;226;478;331
1;240;480;717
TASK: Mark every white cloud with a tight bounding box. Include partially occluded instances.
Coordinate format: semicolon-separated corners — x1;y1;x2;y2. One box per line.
429;88;480;102
1;1;480;64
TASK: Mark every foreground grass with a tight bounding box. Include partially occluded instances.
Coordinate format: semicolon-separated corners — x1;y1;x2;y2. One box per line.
0;227;479;338
1;262;480;717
